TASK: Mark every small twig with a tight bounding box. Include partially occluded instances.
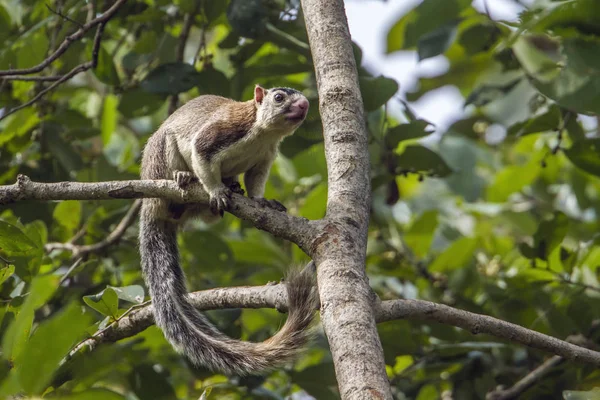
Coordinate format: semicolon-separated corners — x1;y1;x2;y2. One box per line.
0;21;107;121
59;257;83;284
46;3;84;29
46;200;142;258
486;356;564;400
67;299;151;360
486;323;600;399
376;299;600;367
168;8;198;115
192;22;208;66
0;0;126;77
86;0;97;24
1;75;63;82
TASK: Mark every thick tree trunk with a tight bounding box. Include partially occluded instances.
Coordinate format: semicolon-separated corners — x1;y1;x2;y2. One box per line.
300;1;393;398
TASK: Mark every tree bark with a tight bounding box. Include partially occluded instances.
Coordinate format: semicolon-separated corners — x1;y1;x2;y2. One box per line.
301;0;392;398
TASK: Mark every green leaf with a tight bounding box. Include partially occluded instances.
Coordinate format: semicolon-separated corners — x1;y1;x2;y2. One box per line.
515;36;600;114
386;0;471;53
141;63;201;95
118;89;164;118
133;31;159;54
527;0;600;35
181;231;234;270
197;65;230;96
430;237;477;272
227;0;267;39
0;108;40;146
292;363;338;399
404;211;438;258
417;23;457;60
359;76;399;111
487;161;541;203
459;23;500;55
531;212;569;261
83;287;119;317
392;355;414;375
128;364;176;400
53;200;82;236
108;285;145;304
16;31;48;69
16;302;92;395
92;44;120;86
3;275;58;362
417;384;439;400
299;183;327;220
43;128;84;174
386;119;432;148
0;220;38;253
101;94;119;146
0;264;14;285
53;389;126;400
564;138;600;177
394;145;453;177
507;105;561;136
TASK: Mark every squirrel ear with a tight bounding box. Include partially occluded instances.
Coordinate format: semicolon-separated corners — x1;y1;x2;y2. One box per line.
254;85;265;105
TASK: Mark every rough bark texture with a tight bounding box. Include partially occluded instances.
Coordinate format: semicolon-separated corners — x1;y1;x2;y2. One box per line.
0;175;317;253
301;1;392;398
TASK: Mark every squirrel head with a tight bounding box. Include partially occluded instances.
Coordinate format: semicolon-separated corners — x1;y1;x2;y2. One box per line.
253;85;309;133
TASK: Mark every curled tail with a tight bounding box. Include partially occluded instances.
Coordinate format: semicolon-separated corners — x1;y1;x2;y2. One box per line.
139;203;318;375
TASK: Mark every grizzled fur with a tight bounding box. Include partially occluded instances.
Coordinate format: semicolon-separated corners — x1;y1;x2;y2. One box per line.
139;86;316;375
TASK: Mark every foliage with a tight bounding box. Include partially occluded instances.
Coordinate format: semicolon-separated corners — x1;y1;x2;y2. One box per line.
0;0;600;399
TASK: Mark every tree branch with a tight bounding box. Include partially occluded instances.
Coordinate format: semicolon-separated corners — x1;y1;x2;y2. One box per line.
486;356;564;400
1;75;63;82
0;0;126;77
301;0;390;398
375;299;600;367
45;199;142;258
0;175;318;254
70;280;293;355
168;8;198;114
0;16;110;122
69;287;600;370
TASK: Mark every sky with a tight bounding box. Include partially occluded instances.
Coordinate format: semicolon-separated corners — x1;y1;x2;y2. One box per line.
344;0;534;130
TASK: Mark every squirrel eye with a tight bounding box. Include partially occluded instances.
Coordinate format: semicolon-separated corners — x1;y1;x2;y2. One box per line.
274;93;284;103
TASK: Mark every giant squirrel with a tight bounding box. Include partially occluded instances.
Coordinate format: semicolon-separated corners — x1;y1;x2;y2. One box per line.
139;85;318;375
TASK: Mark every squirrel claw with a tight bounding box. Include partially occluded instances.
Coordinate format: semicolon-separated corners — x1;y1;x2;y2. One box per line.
173;171;196;189
227;181;245;196
209;187;232;215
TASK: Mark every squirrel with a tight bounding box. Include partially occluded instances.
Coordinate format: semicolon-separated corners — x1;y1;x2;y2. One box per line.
138;85;318;375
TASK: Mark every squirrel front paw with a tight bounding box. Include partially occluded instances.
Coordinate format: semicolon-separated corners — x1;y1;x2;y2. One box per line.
227;181;245;196
173;171;197;189
252;197;287;213
209;187;232;216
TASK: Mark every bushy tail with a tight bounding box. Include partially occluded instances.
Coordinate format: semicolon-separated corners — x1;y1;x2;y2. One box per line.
139;204;318;375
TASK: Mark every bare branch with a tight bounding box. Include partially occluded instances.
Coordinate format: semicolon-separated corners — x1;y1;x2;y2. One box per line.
0;0;126;77
0;18;110;121
68;287;600;371
486;356;564;400
69;280;292;355
168;8;198;114
376;299;600;367
46;200;142;258
45;3;84;29
0;175;318;253
1;75;63;82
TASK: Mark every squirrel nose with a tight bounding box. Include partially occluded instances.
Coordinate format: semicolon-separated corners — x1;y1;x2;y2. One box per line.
296;99;308;110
